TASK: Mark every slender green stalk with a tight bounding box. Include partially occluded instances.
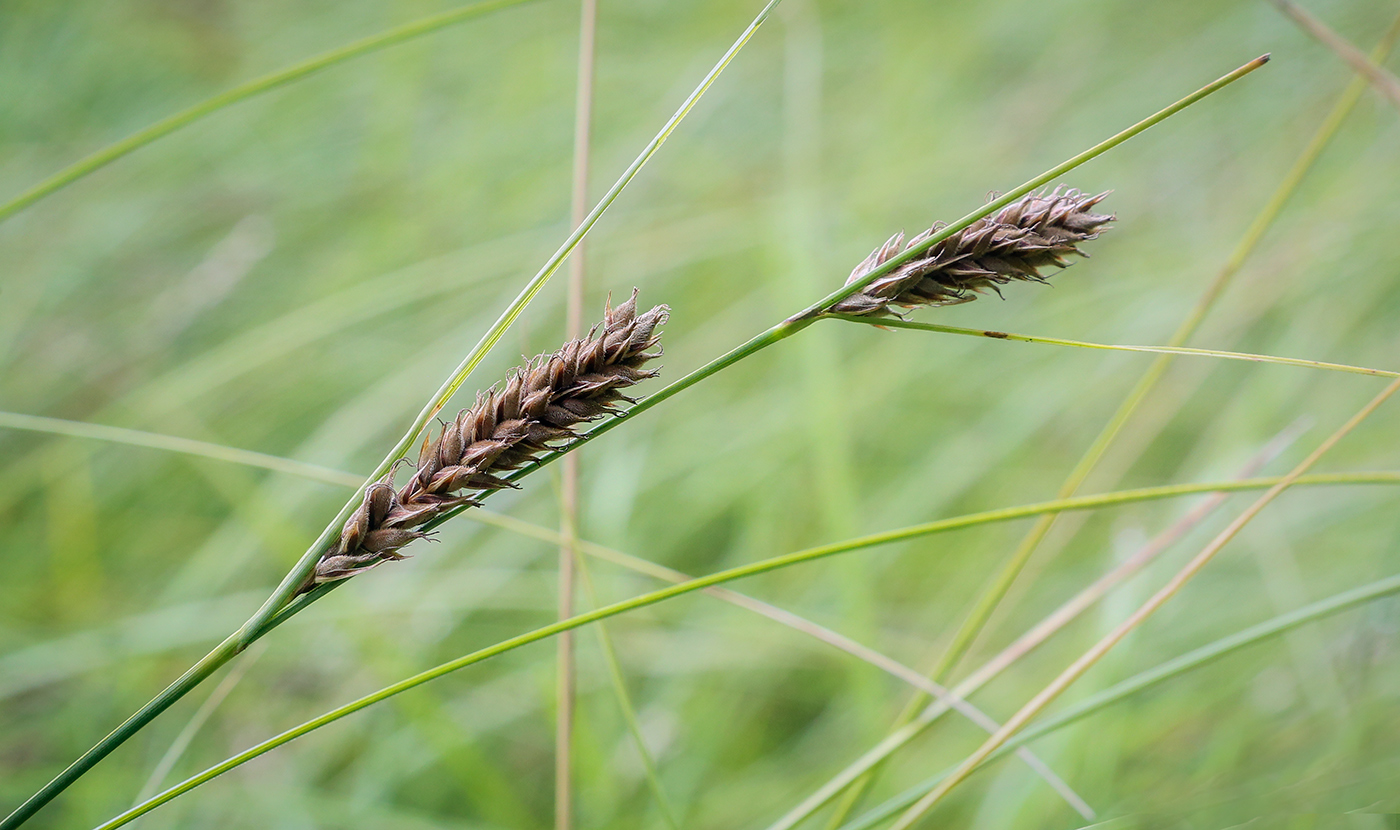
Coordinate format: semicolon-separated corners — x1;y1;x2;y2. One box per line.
89;469;1399;830
0;7;779;826
839;571;1400;830
832;316;1399;379
0;0;537;224
891;377;1400;826
576;556;682;830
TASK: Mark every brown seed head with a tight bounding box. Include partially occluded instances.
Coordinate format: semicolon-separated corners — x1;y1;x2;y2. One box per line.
830;187;1113;317
306;290;668;590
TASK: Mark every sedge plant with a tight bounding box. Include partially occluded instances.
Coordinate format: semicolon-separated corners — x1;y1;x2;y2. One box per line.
44;53;1291;828
17;6;1395;828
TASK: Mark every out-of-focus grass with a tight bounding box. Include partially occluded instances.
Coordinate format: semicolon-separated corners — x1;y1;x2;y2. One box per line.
2;0;1399;828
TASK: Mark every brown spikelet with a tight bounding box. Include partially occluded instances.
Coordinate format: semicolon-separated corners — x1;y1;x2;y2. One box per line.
829;187;1113;317
305;290;668;590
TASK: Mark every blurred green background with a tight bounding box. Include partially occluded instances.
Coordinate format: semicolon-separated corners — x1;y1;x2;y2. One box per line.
3;0;1400;827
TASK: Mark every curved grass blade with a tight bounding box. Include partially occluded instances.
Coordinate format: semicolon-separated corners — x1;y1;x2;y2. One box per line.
0;0;538;224
90;469;1400;830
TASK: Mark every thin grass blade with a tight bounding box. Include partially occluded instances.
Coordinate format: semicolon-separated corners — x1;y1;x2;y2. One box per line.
0;0;537;224
832;316;1399;379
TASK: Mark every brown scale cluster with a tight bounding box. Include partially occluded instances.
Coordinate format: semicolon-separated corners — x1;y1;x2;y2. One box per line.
305;290;668;590
830;187;1113;317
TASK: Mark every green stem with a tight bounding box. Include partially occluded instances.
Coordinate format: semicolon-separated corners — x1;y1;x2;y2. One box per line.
832;316;1399;379
0;0;537;224
90;470;1396;829
839;571;1400;830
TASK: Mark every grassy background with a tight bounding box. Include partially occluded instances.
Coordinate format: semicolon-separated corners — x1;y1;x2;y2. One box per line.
3;0;1400;827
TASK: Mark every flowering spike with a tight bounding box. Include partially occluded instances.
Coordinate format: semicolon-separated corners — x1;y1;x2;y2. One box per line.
831;188;1113;317
304;290;668;590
